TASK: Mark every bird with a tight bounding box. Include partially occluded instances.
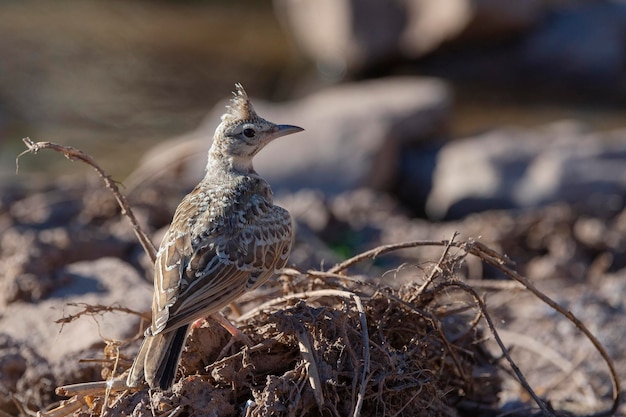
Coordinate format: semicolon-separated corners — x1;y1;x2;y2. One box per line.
126;83;303;390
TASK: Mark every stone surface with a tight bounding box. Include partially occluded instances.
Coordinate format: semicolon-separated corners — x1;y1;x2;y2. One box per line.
276;0;626;98
127;77;451;196
275;0;544;75
518;1;626;93
462;0;544;39
0;220;132;305
425;121;626;219
0;333;53;414
3;163;626;414
0;257;152;363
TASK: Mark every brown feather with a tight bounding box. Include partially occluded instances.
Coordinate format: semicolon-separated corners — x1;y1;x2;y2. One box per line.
127;83;300;390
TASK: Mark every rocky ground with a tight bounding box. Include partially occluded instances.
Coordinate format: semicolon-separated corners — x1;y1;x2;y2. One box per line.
1;140;626;415
3;1;626;416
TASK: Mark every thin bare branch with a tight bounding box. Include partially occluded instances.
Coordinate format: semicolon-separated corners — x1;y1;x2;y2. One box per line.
415;232;458;296
55;379;130;398
351;293;369;417
295;325;325;411
441;279;554;417
36;396;89;417
326;237;619;417
328;240;448;274
17;138;157;262
466;241;621;417
55;302;151;331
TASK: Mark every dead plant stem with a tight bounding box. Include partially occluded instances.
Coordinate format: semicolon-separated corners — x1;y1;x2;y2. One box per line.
17;138;157;262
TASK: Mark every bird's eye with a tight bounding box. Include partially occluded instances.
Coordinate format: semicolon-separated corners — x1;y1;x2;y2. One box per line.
243;128;256;138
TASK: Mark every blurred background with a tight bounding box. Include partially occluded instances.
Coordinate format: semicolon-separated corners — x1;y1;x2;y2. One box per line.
3;0;626;221
0;0;299;178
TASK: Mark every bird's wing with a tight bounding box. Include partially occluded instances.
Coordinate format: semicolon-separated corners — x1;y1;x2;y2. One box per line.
151;197;292;335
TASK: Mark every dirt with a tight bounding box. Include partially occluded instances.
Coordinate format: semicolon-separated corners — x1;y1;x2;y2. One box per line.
1;175;625;416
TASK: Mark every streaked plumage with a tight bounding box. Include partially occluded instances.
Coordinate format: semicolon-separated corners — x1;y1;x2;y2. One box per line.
127;84;303;390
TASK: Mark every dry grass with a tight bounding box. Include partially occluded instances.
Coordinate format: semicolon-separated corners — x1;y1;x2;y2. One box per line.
43;238;500;417
19;139;621;417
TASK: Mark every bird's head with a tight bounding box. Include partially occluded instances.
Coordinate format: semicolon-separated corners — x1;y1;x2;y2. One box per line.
209;83;303;172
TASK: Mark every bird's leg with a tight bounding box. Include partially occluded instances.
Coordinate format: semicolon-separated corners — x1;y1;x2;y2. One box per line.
210;312;253;359
189;312;249;340
214;312;249;340
189;313;252;358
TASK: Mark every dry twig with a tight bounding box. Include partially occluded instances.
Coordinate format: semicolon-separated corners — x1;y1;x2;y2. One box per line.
295;326;325;411
351;293;369;417
16;138;157;262
466;241;622;417
317;239;620;417
55;303;150;330
15;137;619;416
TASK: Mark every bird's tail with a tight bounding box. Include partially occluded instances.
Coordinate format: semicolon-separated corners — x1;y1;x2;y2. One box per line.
126;325;189;390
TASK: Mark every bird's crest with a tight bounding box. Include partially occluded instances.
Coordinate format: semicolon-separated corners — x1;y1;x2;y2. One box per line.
221;83;257;124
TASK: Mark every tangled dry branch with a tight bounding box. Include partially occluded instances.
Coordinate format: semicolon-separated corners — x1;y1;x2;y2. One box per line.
19;139;621;417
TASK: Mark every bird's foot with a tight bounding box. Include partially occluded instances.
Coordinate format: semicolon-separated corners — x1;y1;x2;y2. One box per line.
213;312;254;358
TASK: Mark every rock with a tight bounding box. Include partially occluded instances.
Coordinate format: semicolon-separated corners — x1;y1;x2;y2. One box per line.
413;1;626;98
0;225;132;305
127;77;451;196
0;334;54;415
10;193;82;227
518;1;626;93
275;0;403;77
0;257;152;364
274;0;544;75
277;0;626;96
425;121;626;219
462;0;544;39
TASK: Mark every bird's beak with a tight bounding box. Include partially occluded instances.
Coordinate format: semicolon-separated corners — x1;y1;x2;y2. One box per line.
270;124;304;139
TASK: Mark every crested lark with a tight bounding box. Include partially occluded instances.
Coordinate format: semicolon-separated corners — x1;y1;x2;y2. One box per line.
127;84;303;390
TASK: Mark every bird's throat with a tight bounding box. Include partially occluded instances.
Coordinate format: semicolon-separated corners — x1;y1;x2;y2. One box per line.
206;150;254;175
